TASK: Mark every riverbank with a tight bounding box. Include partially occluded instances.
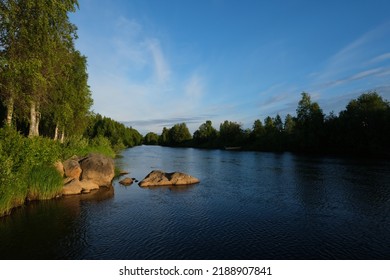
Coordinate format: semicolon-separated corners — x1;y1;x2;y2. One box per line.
0;127;117;217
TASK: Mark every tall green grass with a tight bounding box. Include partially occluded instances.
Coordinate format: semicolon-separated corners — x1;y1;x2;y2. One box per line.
27;165;63;201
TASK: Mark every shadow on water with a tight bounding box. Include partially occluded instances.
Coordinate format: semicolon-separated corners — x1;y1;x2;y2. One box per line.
0;187;114;260
140;184;197;193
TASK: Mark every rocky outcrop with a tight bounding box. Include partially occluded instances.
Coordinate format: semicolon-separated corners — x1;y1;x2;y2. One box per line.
139;170;200;187
80;154;115;187
119;177;133;186
62;179;101;195
63;159;82;180
61;154;115;196
62;179;83;195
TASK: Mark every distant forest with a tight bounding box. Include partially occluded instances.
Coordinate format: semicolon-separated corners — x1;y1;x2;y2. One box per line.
144;91;390;157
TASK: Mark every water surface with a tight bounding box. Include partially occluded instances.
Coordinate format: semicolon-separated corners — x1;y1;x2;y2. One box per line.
1;146;390;259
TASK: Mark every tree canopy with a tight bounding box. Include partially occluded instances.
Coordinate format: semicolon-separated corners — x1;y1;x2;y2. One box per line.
0;0;92;139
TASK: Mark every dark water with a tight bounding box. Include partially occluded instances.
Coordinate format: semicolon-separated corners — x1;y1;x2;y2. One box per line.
1;146;390;259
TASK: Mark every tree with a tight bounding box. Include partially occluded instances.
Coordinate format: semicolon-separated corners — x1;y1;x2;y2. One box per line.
144;132;159;145
193;120;218;147
250;119;265;149
339;91;390;155
284;114;295;135
219;120;243;147
159;127;169;146
168;123;192;145
295;92;324;151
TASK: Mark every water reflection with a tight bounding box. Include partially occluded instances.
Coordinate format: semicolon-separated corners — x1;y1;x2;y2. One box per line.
141;184;197;193
0;187;114;259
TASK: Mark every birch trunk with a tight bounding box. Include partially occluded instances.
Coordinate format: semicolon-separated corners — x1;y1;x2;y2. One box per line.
28;101;40;137
34;102;40;136
60;127;65;143
6;97;14;126
54;123;59;141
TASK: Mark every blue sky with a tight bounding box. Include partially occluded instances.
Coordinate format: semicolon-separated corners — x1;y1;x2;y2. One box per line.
70;0;390;134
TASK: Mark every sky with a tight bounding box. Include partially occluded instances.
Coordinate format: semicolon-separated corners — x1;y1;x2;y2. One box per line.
69;0;390;134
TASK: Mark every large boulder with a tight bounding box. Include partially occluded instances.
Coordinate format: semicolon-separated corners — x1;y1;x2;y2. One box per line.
63;159;82;180
80;154;114;187
139;170;200;187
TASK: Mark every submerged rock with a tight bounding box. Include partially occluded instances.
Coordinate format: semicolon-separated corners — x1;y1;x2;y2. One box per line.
139;170;200;187
119;177;133;186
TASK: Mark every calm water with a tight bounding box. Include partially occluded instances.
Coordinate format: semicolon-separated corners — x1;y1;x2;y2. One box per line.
1;146;390;259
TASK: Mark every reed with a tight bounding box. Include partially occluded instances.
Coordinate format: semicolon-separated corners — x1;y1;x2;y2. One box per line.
27;165;63;201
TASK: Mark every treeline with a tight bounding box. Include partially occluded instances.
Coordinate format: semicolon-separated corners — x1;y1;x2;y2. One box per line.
84;114;143;151
0;0;91;139
144;91;390;157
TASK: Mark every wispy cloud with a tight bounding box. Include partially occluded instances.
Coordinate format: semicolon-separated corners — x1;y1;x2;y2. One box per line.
147;39;171;83
313;22;390;83
369;52;390;64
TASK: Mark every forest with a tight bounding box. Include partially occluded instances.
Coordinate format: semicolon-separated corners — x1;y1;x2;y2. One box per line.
144;91;390;158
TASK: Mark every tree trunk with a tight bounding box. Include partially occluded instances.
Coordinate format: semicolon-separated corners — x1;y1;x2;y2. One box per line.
5;97;14;126
35;102;40;136
54;123;59;141
60;127;65;143
28;101;40;137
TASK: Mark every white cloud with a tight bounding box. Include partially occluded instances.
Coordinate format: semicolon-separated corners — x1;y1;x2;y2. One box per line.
147;39;171;83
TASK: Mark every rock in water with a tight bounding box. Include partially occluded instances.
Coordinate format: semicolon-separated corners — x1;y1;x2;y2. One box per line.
119;177;133;186
139;170;200;187
80;154;114;187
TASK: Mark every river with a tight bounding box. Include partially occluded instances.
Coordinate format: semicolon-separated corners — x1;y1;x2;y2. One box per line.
1;145;390;259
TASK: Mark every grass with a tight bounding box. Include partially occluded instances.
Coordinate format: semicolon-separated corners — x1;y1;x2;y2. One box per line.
27;165;63;201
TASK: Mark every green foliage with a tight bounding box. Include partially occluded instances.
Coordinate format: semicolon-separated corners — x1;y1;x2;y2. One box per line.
84;114;143;151
193;120;218;148
144;132;159;145
60;134;115;159
338;91;390;155
159;123;192;146
219;120;243;147
0;0;91;139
